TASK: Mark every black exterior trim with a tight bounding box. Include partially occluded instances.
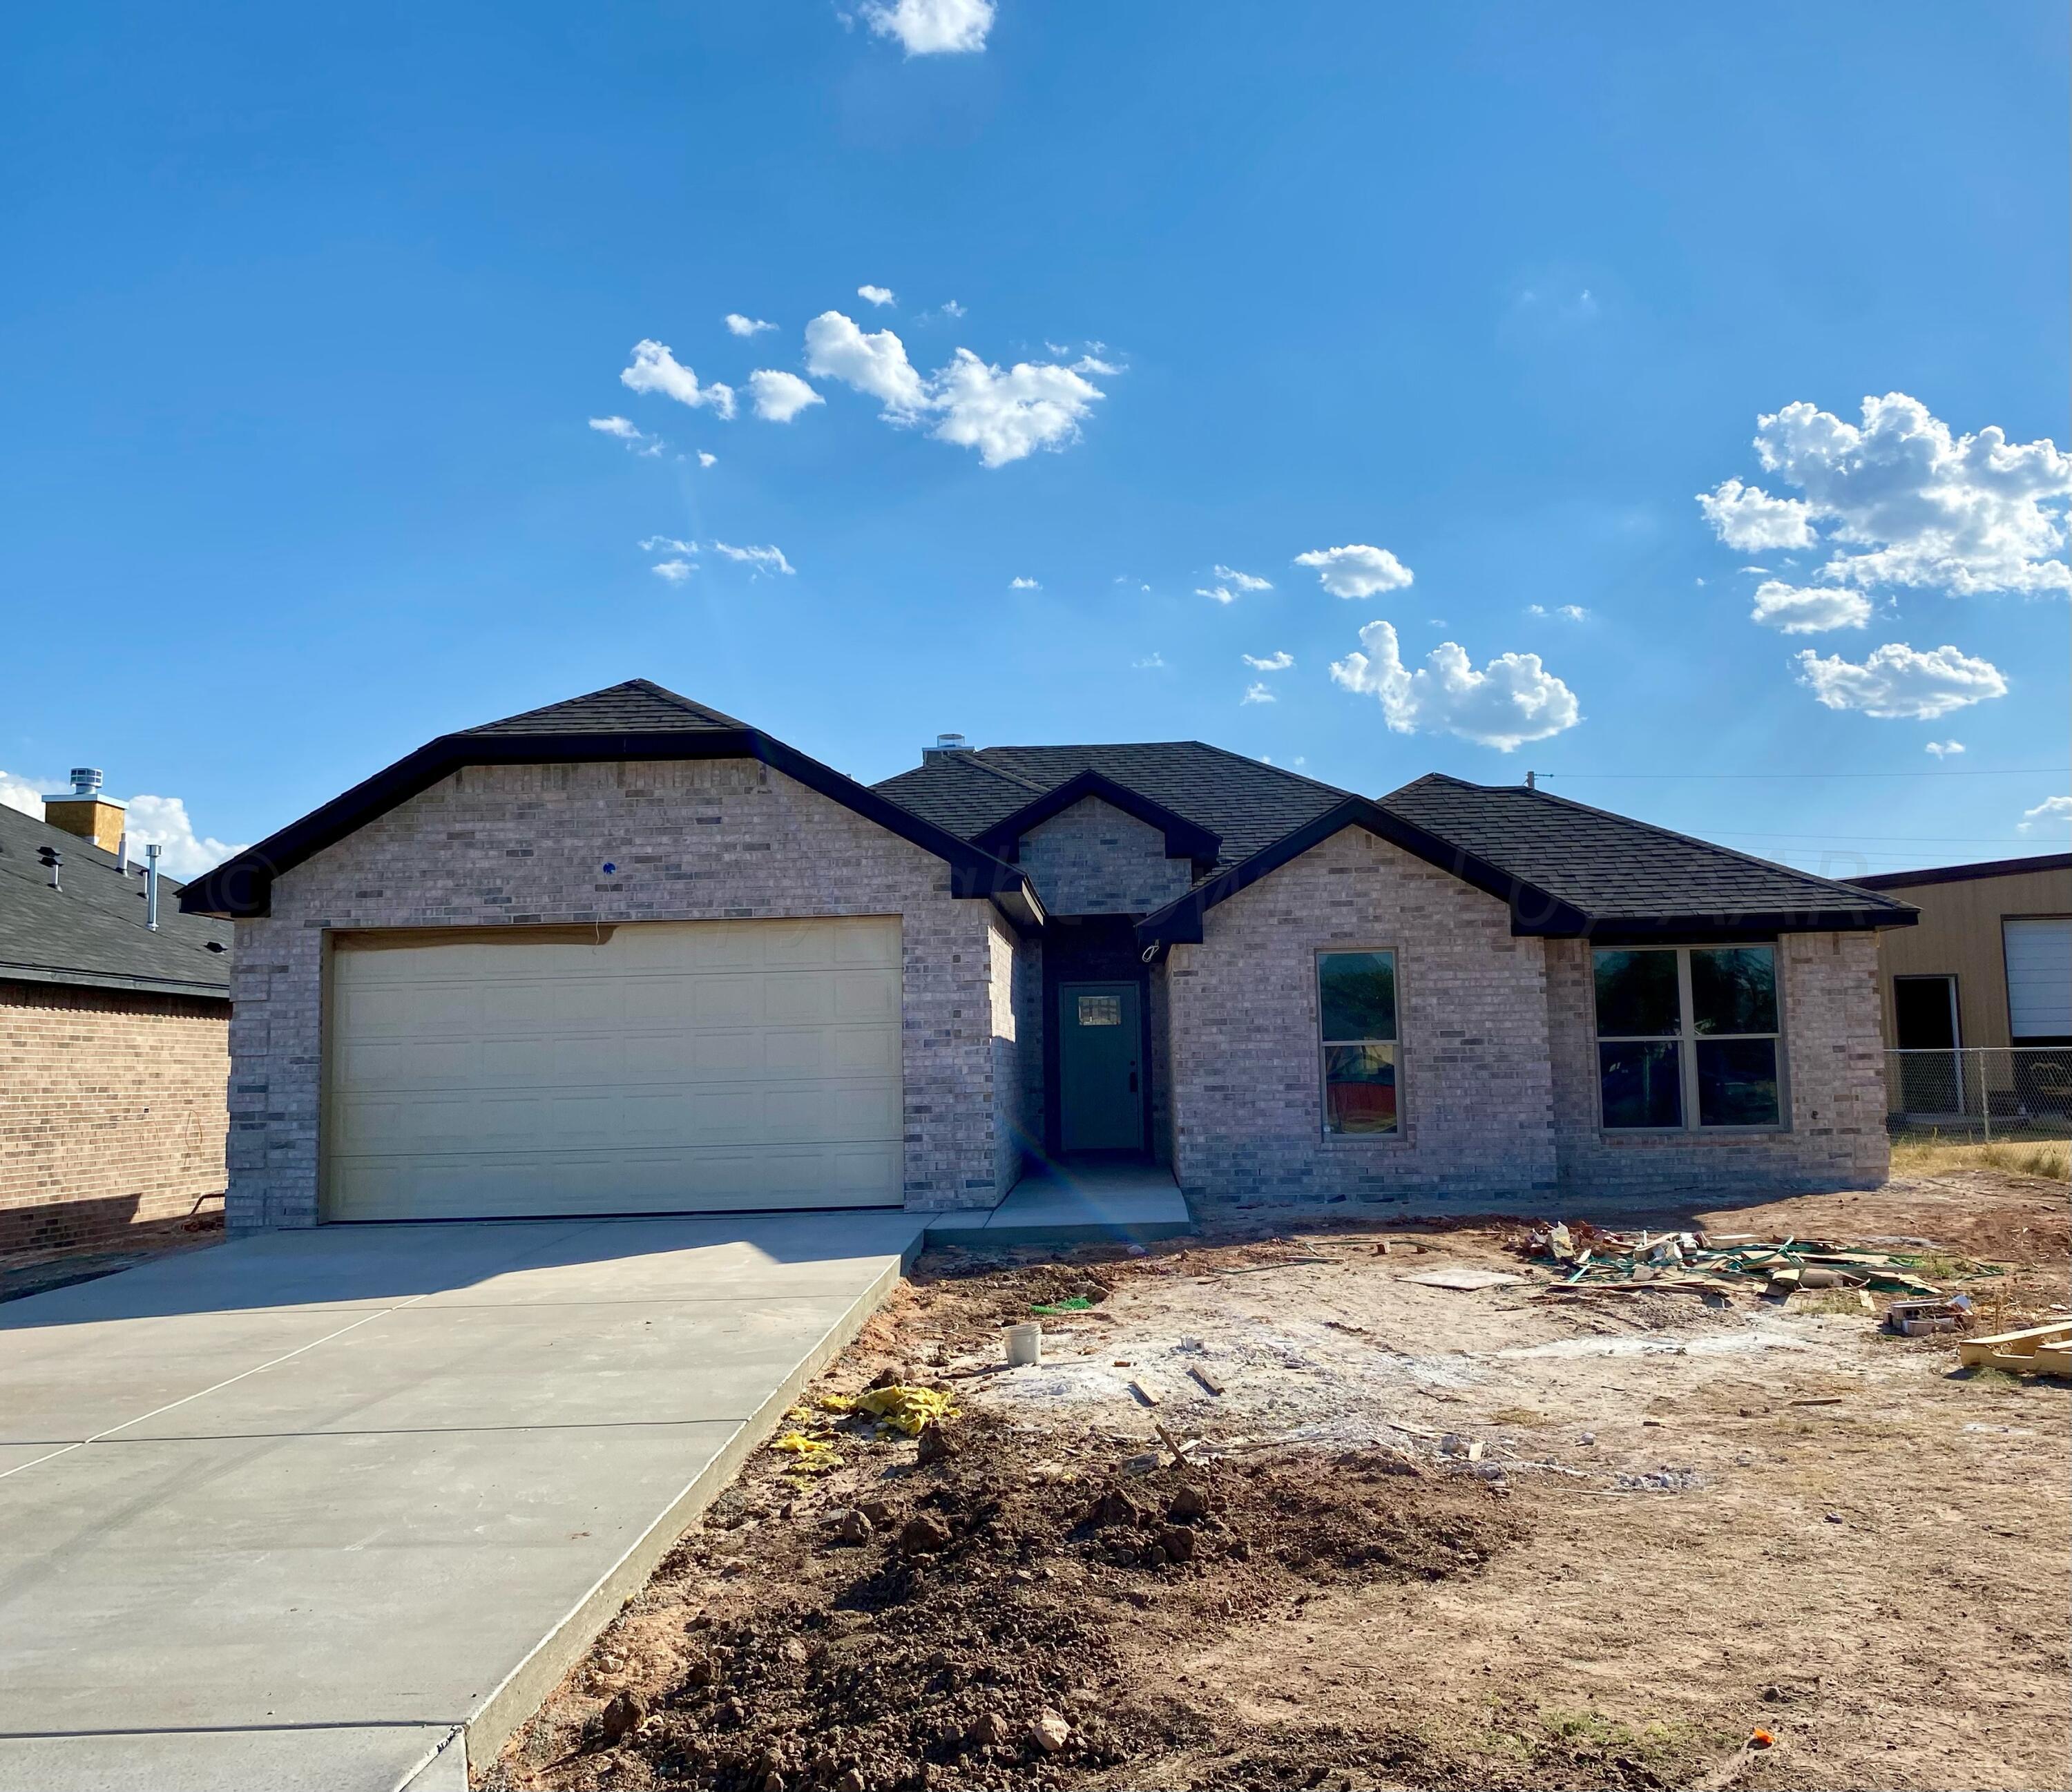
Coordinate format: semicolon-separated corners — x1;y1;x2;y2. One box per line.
179;727;1045;929
1135;798;1919;952
971;769;1221;868
1849;851;2072;892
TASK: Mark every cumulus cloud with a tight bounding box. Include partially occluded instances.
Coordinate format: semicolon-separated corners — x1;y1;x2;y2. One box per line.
1009;576;1040;590
725;314;776;336
1195;586;1240;606
1696;476;1816;553
119;794;249;880
620;340;736;418
1133;652;1166;670
651;559;695;584
1;769;52;819
1295;543;1414;599
1924;740;1964;756
1241;682;1276;705
1526;603;1589;621
1793;642;2008;720
1703;393;2071;595
1748;579;1872;634
747;369;825;423
639;536;697;555
2019;795;2072;834
697;451;718;468
1330;621;1580;751
861;0;994;55
856;284;897;307
711;541;796;576
589;415;664;455
803;311;1104;467
1214;564;1272;592
1242;651;1294;671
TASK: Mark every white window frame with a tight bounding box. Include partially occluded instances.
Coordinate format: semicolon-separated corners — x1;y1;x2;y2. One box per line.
1591;943;1790;1135
1314;946;1406;1143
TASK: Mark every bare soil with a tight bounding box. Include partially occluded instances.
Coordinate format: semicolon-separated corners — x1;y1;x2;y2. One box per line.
486;1170;2071;1792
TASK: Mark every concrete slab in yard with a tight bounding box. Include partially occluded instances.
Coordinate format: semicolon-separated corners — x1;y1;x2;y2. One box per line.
0;1211;925;1791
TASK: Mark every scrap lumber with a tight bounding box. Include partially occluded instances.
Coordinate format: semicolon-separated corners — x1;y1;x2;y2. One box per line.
1958;1322;2072;1376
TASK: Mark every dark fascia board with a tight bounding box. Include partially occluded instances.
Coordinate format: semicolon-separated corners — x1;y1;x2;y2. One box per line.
1134;798;1919;951
0;960;233;1001
179;727;1046;931
1849;851;2072;892
970;769;1221;866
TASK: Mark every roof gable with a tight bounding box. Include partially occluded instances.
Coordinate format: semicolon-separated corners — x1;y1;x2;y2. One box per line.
179;682;1041;928
972;770;1220;867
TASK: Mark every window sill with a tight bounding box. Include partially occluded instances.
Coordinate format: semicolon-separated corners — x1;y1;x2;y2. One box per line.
1596;1128;1792;1141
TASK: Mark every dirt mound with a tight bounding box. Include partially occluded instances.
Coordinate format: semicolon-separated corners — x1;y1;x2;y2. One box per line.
491;1418;1529;1792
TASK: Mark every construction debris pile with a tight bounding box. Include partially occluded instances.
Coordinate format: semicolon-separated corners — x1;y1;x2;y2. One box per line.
1512;1220;1968;1303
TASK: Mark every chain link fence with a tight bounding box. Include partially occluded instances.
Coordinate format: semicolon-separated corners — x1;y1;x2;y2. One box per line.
1886;1046;2072;1142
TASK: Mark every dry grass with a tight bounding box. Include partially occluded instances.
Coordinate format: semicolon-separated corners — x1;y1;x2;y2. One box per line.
1890;1137;2071;1181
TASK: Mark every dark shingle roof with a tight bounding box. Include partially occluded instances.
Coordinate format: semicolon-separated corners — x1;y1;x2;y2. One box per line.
1849;851;2072;892
876;743;1349;876
1379;774;1916;929
467;679;745;735
0;802;233;999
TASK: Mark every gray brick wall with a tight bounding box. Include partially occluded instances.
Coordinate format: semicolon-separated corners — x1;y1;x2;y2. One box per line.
1545;932;1890;1197
226;759;1024;1230
1166;827;1559;1207
1017;797;1193;916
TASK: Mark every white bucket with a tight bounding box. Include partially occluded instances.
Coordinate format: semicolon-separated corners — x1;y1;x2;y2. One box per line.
1004;1322;1042;1367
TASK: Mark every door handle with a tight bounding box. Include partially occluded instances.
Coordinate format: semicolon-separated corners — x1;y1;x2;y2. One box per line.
1129;1070;1139;1093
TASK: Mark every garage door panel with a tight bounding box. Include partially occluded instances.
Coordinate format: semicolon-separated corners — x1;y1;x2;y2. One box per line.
325;918;904;1219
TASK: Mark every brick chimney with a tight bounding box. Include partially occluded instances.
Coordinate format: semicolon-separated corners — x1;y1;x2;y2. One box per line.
42;768;127;854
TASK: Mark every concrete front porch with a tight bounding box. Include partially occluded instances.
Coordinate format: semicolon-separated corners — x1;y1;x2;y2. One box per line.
923;1159;1194;1247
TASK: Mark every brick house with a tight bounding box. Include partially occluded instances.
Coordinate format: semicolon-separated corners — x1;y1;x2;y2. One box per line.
1;780;233;1252
179;680;1917;1232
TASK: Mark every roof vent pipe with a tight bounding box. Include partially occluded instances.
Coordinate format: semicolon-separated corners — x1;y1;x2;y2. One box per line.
69;767;103;797
38;845;61;892
936;733;966;750
145;843;162;931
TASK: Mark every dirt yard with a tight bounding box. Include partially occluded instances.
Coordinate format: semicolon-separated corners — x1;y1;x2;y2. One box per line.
486;1169;2071;1792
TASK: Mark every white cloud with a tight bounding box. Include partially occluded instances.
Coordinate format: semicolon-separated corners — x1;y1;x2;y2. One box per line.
1133;652;1166;669
1924;740;1964;756
940;299;966;318
1295;543;1414;599
804;311;929;415
697;451;718;468
2019;795;2072;834
861;0;994;54
1213;564;1272;592
1242;651;1294;671
1526;603;1590;621
1196;586;1239;606
725;314;776;337
856;284;897;307
588;415;664;456
1696;476;1816;552
651;559;695;584
122;794;249;880
1706;393;2071;595
930;348;1102;468
638;535;698;555
620;340;736;418
711;541;796;576
1009;576;1040;590
1241;682;1276;705
1748;579;1872;634
804;311;1103;467
1793;642;2008;720
1;769;52;819
747;369;825;423
1330;620;1580;751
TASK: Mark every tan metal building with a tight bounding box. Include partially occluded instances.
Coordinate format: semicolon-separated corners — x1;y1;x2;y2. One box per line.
1851;853;2072;1053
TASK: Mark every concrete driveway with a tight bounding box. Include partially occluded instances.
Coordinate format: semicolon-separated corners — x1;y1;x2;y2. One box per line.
0;1213;925;1791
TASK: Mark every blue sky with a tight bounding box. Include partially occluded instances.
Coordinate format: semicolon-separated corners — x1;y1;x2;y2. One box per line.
3;0;2066;878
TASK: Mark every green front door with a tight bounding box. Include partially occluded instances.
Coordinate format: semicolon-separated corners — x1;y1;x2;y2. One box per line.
1059;981;1144;1152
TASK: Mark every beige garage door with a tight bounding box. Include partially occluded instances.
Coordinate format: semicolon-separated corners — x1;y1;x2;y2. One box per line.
324;917;903;1221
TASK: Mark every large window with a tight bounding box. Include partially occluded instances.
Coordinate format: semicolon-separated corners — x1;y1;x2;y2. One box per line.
1318;950;1399;1136
1593;945;1783;1131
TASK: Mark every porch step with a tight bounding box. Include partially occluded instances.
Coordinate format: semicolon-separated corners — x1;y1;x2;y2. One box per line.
923;1163;1195;1249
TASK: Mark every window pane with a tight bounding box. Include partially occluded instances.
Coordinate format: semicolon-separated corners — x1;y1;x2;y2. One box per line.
1324;1043;1398;1135
1697;1039;1781;1126
1691;947;1778;1036
1075;994;1122;1027
1598;1041;1682;1128
1593;950;1680;1037
1318;952;1397;1042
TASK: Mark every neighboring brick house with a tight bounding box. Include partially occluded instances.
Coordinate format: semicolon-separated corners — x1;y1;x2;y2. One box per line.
180;680;1917;1231
1;783;233;1252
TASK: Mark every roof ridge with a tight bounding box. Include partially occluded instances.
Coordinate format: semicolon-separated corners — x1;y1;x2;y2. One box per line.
962;751;1053;793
